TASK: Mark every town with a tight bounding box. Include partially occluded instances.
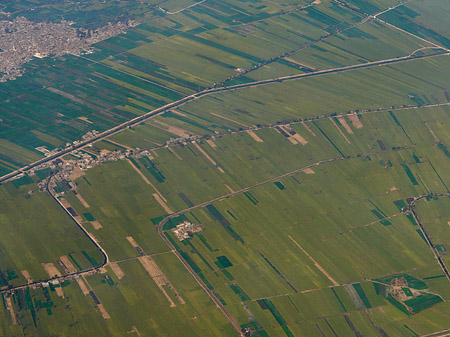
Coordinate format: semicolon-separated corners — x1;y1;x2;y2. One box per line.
0;17;136;81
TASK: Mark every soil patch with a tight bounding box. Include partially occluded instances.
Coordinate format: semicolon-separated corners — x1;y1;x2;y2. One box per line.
348;113;363;128
153;193;173;213
59;255;78;274
425;122;440;143
109;262;125;279
21;270;33;284
69;166;85;181
77;116;93;124
206;139;217;148
224;184;234;193
127;159;169;210
98;303;111;319
5;296;16;325
193;143;224;173
152;120;191;138
303;168;315;174
139;256;185;306
337;116;353;134
77;278;90;296
302;122;316;136
168;147;183;160
284;57;315;70
76;193;90;208
126;236;139;248
42;263;62;278
91;220;103;229
329;117;350;144
246;130;263;142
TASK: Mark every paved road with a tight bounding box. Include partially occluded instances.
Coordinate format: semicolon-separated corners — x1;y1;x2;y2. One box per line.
1;51;448;185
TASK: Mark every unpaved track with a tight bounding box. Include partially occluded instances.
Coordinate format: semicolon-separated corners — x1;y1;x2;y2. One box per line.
155;145;414;337
0;145;418;336
288;235;339;286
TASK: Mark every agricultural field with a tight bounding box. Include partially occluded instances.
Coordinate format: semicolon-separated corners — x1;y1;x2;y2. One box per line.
1;0;450;336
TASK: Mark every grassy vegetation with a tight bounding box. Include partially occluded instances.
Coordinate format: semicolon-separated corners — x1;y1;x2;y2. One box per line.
0;181;102;285
2;0;450;335
0;256;234;336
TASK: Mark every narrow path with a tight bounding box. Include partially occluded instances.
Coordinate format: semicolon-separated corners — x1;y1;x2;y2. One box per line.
3;145;445;336
288;235;339;286
422;329;450;337
153;145;413;334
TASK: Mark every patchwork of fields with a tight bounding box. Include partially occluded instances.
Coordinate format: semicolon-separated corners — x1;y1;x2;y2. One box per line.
1;0;450;336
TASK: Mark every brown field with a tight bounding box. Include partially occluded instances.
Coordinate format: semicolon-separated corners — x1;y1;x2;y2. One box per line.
153;193;173;214
69;166;85;181
291;132;307;145
5;296;16;325
91;220;103;229
128;326;143;337
302;122;316;136
303;168;315;174
77;278;90;296
21;270;33;284
126;236;140;248
284;57;315;70
50;281;65;298
42;262;62;278
425;122;440;142
276;125;307;145
173;110;187;117
168;147;183;160
109;262;125;279
77;116;94;124
224;184;234;193
81;276;110;318
139;256;185;307
76;192;90;208
337;116;354;134
329;117;350;144
105;139;133;150
127;159;151;185
246;130;264;142
206;139;217;148
98;303;111;319
127;158;170;210
152;119;191;138
193;142;224;173
59;255;78;273
348;113;363;128
59;198;84;223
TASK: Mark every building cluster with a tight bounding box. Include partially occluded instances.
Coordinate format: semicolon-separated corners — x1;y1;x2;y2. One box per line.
36;148;135;192
0;17;137;81
171;221;203;241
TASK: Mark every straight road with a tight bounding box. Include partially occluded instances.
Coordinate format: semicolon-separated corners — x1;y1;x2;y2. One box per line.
1;51;448;185
409;194;450;282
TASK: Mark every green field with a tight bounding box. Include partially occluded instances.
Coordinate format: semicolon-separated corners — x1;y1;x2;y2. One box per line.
1;0;450;336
